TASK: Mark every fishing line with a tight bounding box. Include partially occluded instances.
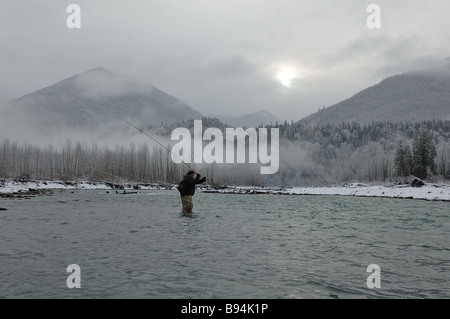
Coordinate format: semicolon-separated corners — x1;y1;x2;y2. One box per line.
81;103;195;172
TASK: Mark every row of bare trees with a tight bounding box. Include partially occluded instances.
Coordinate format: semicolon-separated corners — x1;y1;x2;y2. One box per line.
1;132;448;187
0;139;186;184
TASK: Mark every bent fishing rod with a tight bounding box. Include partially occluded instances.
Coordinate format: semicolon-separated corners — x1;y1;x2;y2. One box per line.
81;103;201;175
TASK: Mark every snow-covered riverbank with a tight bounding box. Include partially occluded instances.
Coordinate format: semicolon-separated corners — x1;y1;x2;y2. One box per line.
1;179;449;202
203;182;450;202
0;180;172;196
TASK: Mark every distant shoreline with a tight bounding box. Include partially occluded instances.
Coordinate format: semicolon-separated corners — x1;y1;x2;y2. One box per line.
0;180;171;199
202;184;450;202
1;179;449;202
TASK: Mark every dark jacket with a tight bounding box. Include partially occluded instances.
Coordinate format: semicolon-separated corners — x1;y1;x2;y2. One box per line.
178;174;206;196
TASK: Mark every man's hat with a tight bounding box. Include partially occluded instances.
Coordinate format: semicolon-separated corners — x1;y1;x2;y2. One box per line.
187;170;195;175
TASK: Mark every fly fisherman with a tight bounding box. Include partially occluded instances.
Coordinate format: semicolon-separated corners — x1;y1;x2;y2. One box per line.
178;170;206;213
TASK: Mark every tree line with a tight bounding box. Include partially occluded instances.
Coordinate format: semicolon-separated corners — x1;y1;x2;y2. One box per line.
261;120;449;185
394;130;439;180
0;140;185;184
1;119;449;186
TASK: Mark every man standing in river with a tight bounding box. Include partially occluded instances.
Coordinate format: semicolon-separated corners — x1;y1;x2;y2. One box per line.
178;170;206;213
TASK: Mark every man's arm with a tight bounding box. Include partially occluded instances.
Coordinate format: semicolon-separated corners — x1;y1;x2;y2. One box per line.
195;173;206;184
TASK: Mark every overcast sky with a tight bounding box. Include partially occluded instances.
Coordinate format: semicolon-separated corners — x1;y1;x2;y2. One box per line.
1;0;449;121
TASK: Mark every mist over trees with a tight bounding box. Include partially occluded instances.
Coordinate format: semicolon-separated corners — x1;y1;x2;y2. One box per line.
1;119;449;186
0;140;185;184
263;120;449;186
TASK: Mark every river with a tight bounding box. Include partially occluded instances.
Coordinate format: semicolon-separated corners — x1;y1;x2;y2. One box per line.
0;190;448;298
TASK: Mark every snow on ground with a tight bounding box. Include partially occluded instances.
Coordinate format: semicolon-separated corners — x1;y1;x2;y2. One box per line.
0;180;172;195
1;179;449;202
202;182;450;202
287;184;450;201
0;180;106;194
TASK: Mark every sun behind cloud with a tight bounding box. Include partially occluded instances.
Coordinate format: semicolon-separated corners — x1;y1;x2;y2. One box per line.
276;66;298;87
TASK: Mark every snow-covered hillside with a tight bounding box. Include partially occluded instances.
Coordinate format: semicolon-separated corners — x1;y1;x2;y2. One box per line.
0;67;203;136
300;69;450;125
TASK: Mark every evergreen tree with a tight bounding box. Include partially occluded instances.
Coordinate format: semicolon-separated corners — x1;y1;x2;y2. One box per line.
394;140;413;177
412;130;437;180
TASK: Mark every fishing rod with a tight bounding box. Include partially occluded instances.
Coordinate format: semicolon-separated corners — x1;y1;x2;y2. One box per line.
114;116;194;171
81;103;198;174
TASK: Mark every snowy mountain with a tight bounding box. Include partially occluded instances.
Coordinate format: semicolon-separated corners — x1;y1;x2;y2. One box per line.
299;68;450;125
0;67;203;136
209;109;281;127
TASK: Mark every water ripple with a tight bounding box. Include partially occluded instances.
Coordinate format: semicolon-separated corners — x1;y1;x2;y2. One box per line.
0;190;448;298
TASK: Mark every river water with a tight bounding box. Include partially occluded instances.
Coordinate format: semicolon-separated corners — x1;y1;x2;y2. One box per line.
0;190;448;299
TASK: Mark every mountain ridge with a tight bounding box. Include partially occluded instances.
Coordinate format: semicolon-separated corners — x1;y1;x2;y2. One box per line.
209;109;281;127
2;65;449;144
298;68;450;125
0;67;204;139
